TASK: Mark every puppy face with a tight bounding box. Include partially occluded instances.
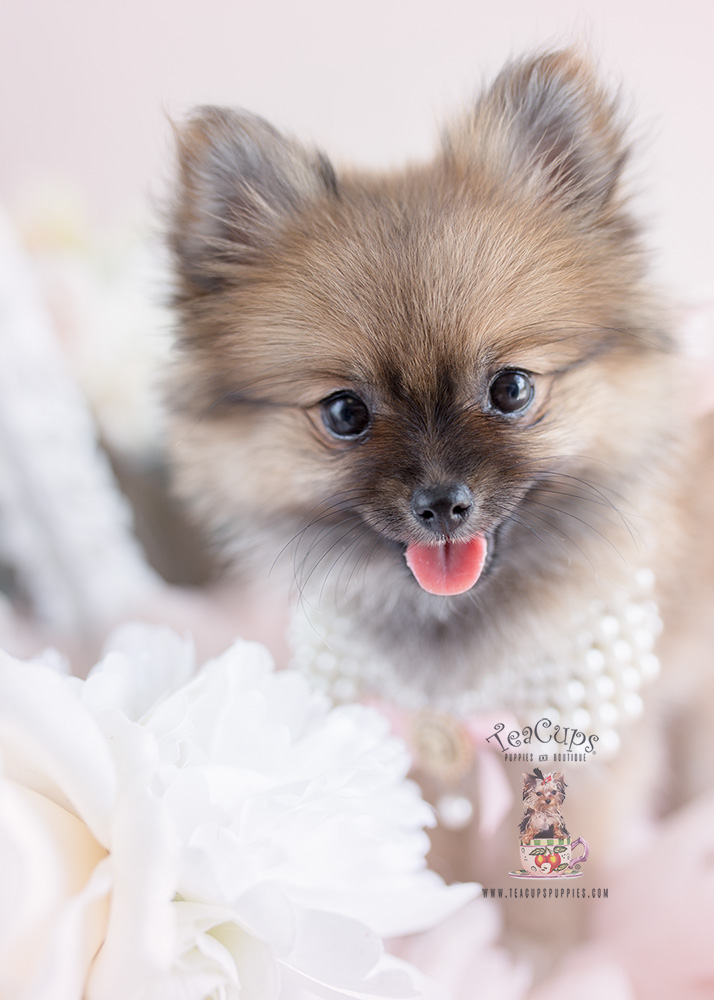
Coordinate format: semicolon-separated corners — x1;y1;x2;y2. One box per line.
167;51;674;674
522;770;566;814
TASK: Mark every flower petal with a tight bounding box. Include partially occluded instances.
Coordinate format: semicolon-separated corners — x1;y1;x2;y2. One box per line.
0;777;111;1000
0;654;115;844
82;623;196;721
282;910;427;999
86;781;177;1000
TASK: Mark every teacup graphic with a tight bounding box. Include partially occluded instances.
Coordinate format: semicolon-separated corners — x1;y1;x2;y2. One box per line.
518;836;590;876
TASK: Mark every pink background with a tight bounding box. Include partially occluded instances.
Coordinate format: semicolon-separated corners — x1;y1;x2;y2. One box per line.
1;0;712;295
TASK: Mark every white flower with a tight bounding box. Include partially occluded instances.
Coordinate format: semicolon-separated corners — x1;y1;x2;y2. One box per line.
0;624;476;999
0;635;176;1000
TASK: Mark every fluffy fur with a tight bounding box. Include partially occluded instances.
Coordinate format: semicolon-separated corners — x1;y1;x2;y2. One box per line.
165;49;713;835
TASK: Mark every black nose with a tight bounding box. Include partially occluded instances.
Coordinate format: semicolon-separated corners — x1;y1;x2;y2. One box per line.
411;483;473;536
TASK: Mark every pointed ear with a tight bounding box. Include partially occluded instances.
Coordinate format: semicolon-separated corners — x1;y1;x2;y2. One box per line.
170;107;338;296
554;770;566;788
522;773;535;797
444;50;628;216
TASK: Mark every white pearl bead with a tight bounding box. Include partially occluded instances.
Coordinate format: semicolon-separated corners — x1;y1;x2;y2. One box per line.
598;701;618;726
633;628;655;652
596;675;616;698
585;648;606;672
333;677;358;701
290;563;663;764
316;651;338;673
598;728;621;756
621;666;642;690
566;679;586;704
576;629;595;649
599;614;620;639
340;657;360;677
641;654;661;680
613;639;633;662
621;692;643;718
437;794;474;830
624;602;646;625
572;708;591;729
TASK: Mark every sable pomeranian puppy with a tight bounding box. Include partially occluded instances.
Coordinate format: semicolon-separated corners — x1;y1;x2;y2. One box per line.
166;50;714;851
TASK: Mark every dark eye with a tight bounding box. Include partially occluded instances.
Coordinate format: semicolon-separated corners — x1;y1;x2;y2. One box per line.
321;392;371;438
489;370;534;414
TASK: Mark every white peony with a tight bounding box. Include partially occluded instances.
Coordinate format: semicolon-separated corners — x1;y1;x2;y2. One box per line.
0;624;476;999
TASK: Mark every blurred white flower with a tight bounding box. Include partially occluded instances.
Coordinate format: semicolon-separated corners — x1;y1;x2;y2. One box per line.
0;623;476;999
0;648;175;1000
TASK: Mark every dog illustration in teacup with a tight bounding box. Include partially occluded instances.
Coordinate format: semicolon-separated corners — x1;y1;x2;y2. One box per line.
517;768;589;876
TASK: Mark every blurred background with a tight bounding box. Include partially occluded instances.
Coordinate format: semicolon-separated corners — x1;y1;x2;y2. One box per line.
1;0;712;658
2;12;713;992
2;0;713;290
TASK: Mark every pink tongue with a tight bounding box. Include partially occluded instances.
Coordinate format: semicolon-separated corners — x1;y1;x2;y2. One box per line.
405;536;488;596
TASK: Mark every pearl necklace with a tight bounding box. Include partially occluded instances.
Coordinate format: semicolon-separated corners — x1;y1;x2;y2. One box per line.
288;568;662;827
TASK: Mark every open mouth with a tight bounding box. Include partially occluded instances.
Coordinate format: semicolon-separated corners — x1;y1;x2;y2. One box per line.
404;535;488;596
